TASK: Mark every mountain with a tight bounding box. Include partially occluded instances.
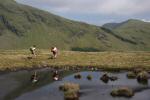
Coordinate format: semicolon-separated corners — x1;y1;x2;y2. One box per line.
102;22;125;30
103;19;150;51
0;0;150;51
103;23;120;30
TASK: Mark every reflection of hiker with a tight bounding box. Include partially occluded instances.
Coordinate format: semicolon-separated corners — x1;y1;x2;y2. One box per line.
31;71;38;83
30;45;36;56
51;47;58;58
53;70;59;81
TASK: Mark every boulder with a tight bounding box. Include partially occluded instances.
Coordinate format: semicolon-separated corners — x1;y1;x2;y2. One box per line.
100;73;109;83
109;76;118;81
74;74;82;79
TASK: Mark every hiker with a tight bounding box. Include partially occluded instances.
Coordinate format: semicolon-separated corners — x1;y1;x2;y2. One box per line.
30;45;36;57
51;47;58;58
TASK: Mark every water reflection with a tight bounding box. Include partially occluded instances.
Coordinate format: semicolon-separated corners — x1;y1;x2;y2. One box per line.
14;71;150;100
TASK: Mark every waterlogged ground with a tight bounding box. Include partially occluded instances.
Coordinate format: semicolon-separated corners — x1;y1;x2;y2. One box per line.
0;69;150;100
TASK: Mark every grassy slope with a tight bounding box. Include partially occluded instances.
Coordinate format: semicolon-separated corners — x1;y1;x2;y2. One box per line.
114;19;150;51
103;19;150;51
0;50;150;71
0;0;117;50
0;0;150;51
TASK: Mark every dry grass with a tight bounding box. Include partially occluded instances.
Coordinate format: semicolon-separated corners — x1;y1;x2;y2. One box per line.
0;50;150;71
59;83;80;100
111;87;134;97
59;83;80;92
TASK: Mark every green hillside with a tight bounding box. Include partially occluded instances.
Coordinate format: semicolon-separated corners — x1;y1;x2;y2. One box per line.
0;0;150;51
103;19;150;51
102;23;122;30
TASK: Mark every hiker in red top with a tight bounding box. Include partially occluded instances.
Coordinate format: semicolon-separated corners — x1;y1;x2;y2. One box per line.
51;47;58;58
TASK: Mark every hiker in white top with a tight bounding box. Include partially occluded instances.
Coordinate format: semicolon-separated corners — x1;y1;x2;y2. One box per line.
51;47;58;58
30;45;36;57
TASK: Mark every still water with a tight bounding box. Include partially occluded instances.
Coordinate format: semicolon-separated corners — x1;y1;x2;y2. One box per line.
10;71;150;100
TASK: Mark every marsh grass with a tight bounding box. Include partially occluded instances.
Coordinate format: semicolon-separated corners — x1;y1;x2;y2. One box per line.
111;87;134;97
87;75;92;80
127;72;137;79
0;50;150;71
59;83;80;92
59;83;80;100
137;71;149;84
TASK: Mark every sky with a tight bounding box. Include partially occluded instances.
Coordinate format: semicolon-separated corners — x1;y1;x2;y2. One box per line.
16;0;150;25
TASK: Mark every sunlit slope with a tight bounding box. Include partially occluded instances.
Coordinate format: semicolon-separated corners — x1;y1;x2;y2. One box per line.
0;0;150;51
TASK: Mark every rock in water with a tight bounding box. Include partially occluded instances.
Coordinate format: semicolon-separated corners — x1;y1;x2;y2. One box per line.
109;76;118;81
74;74;82;79
100;73;109;83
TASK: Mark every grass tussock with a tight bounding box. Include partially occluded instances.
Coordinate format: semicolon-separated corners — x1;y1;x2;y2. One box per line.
59;83;80;92
127;72;137;79
59;83;80;100
87;75;92;80
137;71;149;84
111;87;134;97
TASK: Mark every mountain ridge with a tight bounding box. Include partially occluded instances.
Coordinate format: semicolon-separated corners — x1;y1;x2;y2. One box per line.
0;0;150;51
102;19;150;51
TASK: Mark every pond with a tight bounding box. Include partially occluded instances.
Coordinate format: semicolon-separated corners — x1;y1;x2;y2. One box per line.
0;69;150;100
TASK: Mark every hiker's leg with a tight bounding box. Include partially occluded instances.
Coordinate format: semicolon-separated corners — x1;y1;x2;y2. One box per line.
33;51;36;57
52;51;55;58
31;50;34;55
54;52;57;58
